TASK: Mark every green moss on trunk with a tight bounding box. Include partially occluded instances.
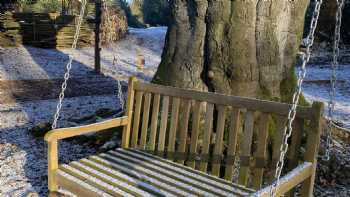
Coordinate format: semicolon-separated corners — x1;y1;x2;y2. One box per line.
280;65;310;106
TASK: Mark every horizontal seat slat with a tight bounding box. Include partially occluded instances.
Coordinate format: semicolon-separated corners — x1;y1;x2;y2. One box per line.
134;82;313;119
124;149;255;194
59;164;134;197
98;153;219;197
108;150;239;197
69;161;154;197
56;170;113;197
81;157;191;197
119;149;254;195
90;155;200;196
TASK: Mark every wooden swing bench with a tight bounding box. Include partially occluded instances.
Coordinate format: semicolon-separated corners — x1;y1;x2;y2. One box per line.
45;77;323;197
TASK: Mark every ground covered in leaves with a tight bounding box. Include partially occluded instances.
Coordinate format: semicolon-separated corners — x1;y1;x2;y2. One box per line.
314;138;350;196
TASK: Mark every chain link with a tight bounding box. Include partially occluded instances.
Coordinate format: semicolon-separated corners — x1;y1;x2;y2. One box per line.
51;0;87;129
117;77;125;111
324;0;345;161
101;0;125;111
270;1;323;196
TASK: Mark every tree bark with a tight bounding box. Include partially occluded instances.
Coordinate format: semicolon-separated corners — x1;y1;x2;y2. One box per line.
153;0;310;101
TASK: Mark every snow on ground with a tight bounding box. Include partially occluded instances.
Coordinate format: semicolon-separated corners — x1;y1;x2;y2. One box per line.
0;27;166;81
302;64;350;128
0;26;167;127
0;27;166;196
0;127;97;196
0;95;123;195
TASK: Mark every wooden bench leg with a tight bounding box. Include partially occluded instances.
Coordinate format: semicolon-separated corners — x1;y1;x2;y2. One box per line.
300;178;314;197
300;169;316;197
48;172;58;193
48;141;59;192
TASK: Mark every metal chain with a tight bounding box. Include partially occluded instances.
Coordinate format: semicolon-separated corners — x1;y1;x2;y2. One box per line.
324;0;345;161
270;1;323;196
51;0;87;129
101;0;125;111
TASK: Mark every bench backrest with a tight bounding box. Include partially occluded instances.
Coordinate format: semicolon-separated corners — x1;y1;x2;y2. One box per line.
122;77;323;189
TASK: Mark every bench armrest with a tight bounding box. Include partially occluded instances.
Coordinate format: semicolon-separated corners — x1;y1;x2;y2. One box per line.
44;116;129;142
252;162;313;197
44;116;129;191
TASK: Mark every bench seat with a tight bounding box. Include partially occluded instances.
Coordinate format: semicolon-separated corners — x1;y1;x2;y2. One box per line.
56;148;255;197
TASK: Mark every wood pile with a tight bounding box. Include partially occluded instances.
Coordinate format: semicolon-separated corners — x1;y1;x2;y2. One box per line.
100;0;128;45
0;12;94;48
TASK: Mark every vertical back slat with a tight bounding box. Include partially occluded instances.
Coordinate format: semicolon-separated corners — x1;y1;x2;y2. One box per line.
149;93;160;151
288;118;304;169
177;99;192;164
224;108;241;181
270;115;287;182
199;103;214;172
211;105;227;176
187;101;202;169
131;91;143;148
286;118;304;197
251;113;270;189
238;110;255;186
157;96;170;156
139;93;152;150
167;97;181;159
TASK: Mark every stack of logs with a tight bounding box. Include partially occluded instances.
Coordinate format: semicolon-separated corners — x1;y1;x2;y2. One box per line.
0;12;94;48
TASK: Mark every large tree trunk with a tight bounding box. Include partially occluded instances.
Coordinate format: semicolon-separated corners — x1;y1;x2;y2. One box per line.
153;0;310;101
